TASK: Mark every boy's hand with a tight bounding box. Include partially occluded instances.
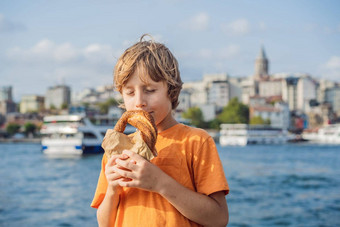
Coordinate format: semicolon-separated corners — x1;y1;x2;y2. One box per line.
105;154;131;191
113;149;166;193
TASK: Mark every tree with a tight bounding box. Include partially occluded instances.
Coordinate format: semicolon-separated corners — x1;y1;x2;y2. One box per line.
250;116;271;125
24;122;37;136
61;103;68;109
98;98;119;114
6;123;21;136
208;118;221;130
182;107;205;128
264;118;271;125
218;97;249;124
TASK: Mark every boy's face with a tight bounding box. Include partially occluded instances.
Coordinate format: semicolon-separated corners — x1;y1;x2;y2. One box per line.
121;67;174;131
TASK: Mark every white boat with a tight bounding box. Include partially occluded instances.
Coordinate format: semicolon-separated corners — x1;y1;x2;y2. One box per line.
219;124;292;146
302;124;340;144
40;114;135;156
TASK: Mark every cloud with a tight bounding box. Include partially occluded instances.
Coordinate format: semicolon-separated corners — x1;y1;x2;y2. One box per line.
319;56;340;80
122;33;165;47
4;39;118;100
7;39;115;65
181;12;209;32
0;13;26;32
175;43;241;77
325;56;340;69
218;44;240;59
179;43;240;61
304;23;340;34
221;19;250;36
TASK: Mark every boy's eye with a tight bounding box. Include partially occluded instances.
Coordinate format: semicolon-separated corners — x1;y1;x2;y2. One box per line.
125;90;134;95
145;89;156;93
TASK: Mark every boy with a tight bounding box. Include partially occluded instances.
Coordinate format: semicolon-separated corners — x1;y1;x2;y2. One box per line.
91;34;229;227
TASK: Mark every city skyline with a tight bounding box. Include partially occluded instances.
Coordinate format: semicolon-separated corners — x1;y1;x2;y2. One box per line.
1;0;340;102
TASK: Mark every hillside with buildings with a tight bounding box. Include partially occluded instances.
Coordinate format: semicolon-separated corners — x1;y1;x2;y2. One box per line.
1;47;340;138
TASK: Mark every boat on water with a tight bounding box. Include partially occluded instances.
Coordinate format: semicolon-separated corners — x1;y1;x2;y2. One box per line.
302;124;340;144
219;123;292;146
40;114;135;156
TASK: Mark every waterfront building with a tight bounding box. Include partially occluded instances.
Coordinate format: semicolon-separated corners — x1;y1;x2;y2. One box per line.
282;76;299;111
258;78;282;97
20;95;45;113
183;73;229;107
0;100;16;115
250;102;290;130
0;86;13;101
72;88;94;104
0;86;16;115
324;86;340;115
296;75;318;113
254;46;269;81
275;73;319;113
240;77;257;104
317;79;336;104
249;96;267;106
45;85;71;109
177;90;191;113
208;80;229;108
72;85;118;105
182;80;207;107
240;46;272;104
228;77;243;101
179;46;337;130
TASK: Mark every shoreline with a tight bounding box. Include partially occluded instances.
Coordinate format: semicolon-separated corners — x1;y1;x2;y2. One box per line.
0;138;41;143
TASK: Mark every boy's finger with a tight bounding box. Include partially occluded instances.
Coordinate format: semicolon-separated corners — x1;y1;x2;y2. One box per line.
116;158;137;171
119;153;129;160
106;156;115;167
122;150;144;162
107;154;121;166
113;165;135;180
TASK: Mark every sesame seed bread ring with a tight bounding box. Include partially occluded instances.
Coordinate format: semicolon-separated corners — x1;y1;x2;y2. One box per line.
114;110;158;157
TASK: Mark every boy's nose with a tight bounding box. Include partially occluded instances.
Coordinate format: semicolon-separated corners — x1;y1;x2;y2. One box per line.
135;92;146;108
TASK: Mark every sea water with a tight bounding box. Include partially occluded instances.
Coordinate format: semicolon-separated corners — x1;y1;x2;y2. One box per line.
0;143;339;227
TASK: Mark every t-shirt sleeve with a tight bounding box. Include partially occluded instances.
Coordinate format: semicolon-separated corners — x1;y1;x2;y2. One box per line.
193;136;229;196
91;154;108;209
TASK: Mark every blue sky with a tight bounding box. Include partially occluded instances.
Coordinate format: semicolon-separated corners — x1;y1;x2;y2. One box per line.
1;0;340;101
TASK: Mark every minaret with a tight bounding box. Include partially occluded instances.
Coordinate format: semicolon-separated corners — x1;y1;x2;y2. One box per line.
254;46;269;80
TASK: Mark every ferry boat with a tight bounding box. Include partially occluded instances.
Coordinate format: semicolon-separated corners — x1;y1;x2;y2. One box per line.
40;114;135;156
302;124;340;144
219;124;292;146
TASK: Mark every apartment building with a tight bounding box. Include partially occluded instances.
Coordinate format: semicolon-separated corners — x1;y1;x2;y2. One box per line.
0;86;16;114
325;86;340;115
45;85;71;109
296;75;317;113
258;79;282;97
250;102;290;129
20;95;45;113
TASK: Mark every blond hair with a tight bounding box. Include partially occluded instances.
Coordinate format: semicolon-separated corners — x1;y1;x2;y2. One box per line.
114;34;183;109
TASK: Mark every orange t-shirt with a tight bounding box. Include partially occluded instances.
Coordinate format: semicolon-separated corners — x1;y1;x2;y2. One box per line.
91;123;229;226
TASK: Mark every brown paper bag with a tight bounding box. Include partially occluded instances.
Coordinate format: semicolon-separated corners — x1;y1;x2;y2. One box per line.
102;129;155;161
